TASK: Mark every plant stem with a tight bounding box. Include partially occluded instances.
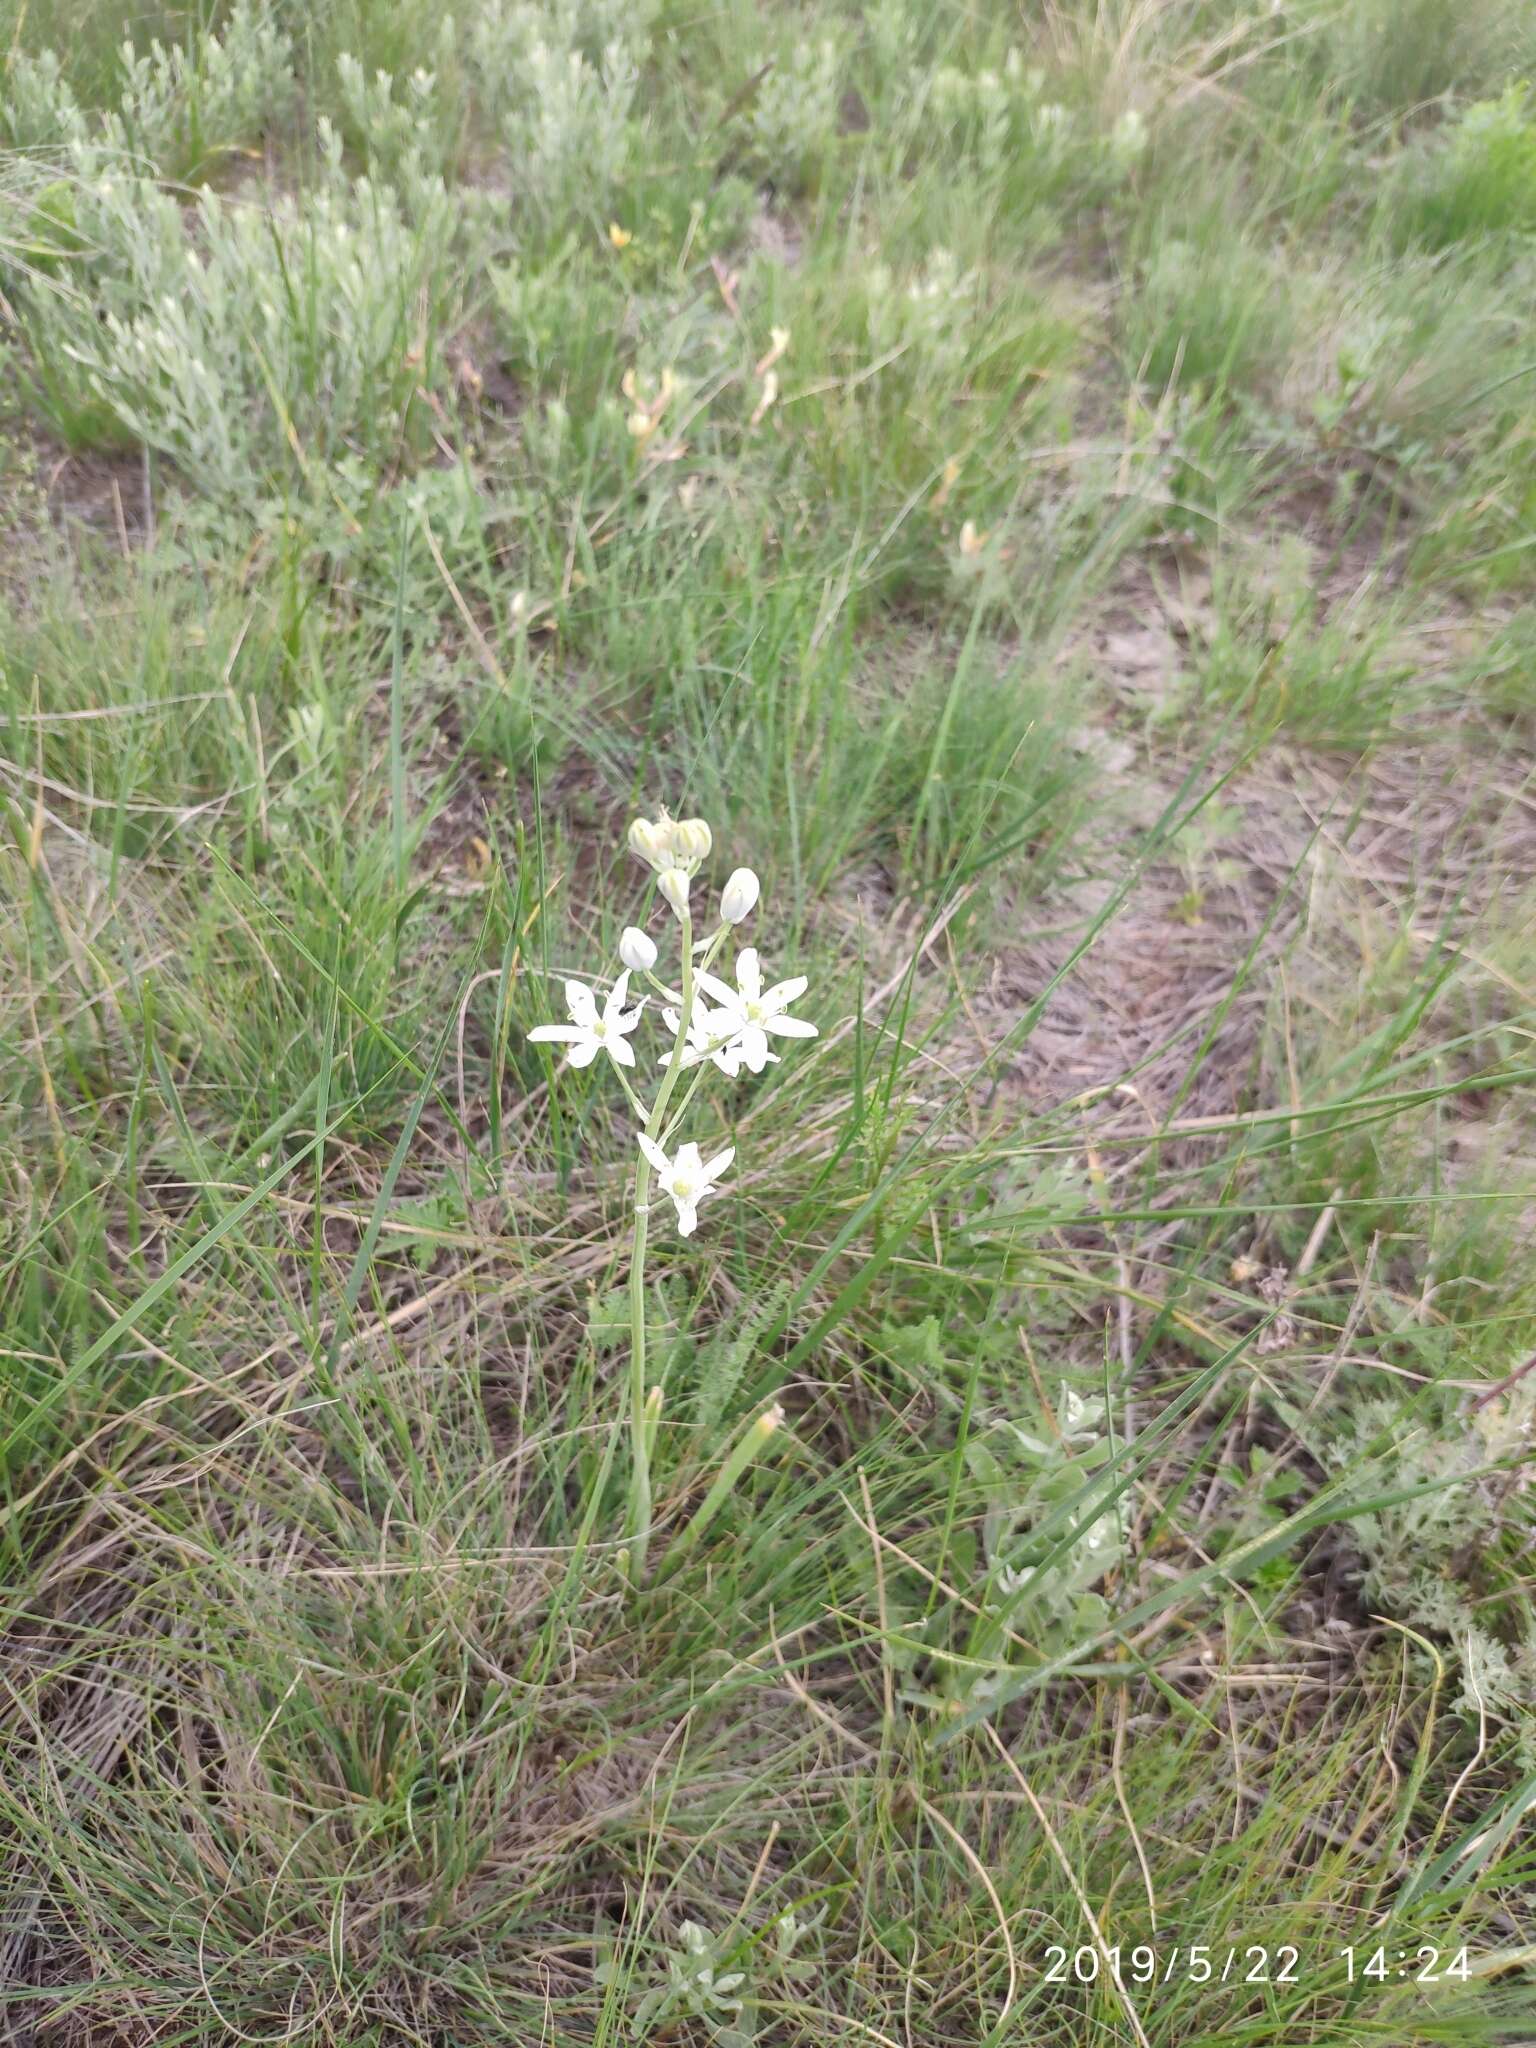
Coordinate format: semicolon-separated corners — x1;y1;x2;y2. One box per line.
625;905;697;1579
659;1063;710;1147
625;1180;652;1575
610;1063;648;1125
659;1399;787;1573
658;927;733;1144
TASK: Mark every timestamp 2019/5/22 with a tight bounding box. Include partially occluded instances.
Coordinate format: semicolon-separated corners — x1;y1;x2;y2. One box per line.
1041;1944;1473;1988
1044;1946;1303;1986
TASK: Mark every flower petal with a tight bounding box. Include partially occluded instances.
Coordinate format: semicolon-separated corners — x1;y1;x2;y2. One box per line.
607;1035;636;1068
637;1134;670;1174
675;1142;703;1173
765;1014;818;1038
701;1146;735;1182
565;979;598;1027
602;969;632;1021
739;1024;771;1072
566;1037;601;1068
527;1024;583;1043
736;949;762;1002
674;1201;698;1236
762;976;808;1011
695;970;740;1011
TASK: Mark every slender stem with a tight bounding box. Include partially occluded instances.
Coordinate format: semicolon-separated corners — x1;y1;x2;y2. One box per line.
657;925;733;1145
610;1063;648;1125
696;925;730;974
659;1063;710;1147
625;1168;652;1573
625;905;696;1579
645;920;727;1011
658;1400;786;1573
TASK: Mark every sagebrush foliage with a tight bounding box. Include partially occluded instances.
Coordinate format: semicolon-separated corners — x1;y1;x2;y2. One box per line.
2;1;294;171
1306;1388;1536;1737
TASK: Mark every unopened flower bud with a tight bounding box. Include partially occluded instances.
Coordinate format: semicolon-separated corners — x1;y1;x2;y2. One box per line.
657;867;691;918
618;925;657;973
719;866;760;925
667;816;713;863
755;1401;786;1439
628;816;670;868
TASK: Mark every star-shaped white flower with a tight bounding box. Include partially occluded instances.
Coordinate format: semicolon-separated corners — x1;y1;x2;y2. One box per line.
695;949;816;1075
660;997;759;1077
527;971;643;1070
636;1134;734;1236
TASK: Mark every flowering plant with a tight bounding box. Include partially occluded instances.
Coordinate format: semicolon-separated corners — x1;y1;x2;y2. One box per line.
526;807;817;1579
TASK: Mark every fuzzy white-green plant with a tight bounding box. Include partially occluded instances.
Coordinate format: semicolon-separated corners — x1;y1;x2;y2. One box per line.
952;1384;1127;1710
0;2;294;173
864;247;980;376
524;808;817;1580
602;1900;828;2046
3;121;457;498
751;36;841;191
1301;1386;1536;1736
0;49;91;151
918;47;1149;187
0;5;468;498
470;0;645;234
117;2;295;171
335;26;462;194
930;53;1029;171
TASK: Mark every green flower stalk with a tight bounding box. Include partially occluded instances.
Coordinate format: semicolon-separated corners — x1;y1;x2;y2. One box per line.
660;1401;788;1571
524;806;818;1582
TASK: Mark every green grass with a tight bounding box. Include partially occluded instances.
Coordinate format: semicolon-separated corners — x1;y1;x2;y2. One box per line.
2;1;1536;2042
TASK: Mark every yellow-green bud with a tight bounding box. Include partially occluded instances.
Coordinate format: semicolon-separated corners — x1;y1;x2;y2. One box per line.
628;817;671;867
667;816;713;863
657;867;691;918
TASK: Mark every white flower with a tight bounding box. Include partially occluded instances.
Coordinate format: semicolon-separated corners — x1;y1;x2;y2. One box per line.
661;997;754;1076
667;816;713;863
719;867;760;925
696;949;817;1074
628;816;672;868
628;811;711;871
636;1135;734;1236
657;866;691;918
619;925;657;973
527;971;644;1070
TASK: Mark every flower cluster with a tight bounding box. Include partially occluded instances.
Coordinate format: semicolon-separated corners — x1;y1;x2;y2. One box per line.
525;807;818;1236
674;951;815;1078
528;972;644;1070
